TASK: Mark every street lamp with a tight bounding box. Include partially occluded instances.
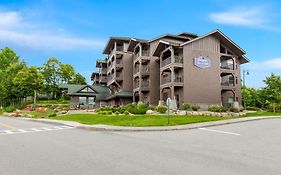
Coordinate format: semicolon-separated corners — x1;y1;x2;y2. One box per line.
242;69;250;108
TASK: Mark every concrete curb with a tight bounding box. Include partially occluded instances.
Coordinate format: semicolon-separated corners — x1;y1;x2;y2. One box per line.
20;116;281;132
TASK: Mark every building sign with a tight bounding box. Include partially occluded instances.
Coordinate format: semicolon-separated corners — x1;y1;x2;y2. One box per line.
194;56;211;69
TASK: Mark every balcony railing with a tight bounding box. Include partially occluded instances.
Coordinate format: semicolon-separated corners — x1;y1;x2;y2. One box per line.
161;76;171;85
141;66;149;73
134;82;140;89
221;80;234;86
174;56;183;64
141;81;149;87
99;77;107;82
134;50;149;60
116;59;122;65
161;57;171;67
220;64;234;70
116;46;123;52
174;75;183;82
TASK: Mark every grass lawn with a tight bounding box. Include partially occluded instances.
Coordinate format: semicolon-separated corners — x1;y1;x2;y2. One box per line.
245;111;281;117
51;114;234;127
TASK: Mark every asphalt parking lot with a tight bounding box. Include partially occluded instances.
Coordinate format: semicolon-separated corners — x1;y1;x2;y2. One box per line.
0;116;281;175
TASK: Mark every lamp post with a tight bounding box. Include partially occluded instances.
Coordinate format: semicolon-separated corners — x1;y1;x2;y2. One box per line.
242;69;250;108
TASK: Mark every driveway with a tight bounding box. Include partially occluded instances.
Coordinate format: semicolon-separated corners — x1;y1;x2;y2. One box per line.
0;116;281;175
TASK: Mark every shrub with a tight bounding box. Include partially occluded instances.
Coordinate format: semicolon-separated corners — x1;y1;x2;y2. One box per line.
114;111;120;115
124;111;130;115
48;113;57;117
4;106;17;113
182;103;191;110
245;106;261;111
230;107;239;113
148;106;156;111
240;107;244;112
107;111;113;115
191;105;200;111
208;106;227;112
156;105;168;114
268;103;281;112
126;103;148;114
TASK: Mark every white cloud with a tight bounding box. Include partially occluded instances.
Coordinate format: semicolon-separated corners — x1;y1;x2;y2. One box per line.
246;58;281;71
0;11;21;27
209;7;267;27
0;11;105;50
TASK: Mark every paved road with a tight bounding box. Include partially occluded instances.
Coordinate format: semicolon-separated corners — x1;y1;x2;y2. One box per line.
0;116;281;175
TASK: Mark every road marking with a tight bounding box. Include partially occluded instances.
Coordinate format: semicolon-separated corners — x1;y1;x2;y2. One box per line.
0;126;75;136
198;128;240;136
0;122;17;129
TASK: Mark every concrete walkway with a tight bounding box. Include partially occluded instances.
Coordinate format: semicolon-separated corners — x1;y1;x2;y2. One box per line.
21;116;281;132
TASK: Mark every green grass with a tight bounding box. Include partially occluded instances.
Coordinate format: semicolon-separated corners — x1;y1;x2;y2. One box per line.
51;114;232;127
245;111;281;117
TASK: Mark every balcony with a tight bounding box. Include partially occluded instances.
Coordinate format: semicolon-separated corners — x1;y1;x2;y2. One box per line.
140;65;149;73
134;50;150;60
134;81;140;89
115;59;123;68
174;56;183;64
220;64;234;70
116;72;123;81
161;76;171;85
221;80;234;86
161;57;171;67
99;77;107;83
174;75;183;82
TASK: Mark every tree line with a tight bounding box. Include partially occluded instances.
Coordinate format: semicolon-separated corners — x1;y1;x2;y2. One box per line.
0;47;87;106
243;73;281;112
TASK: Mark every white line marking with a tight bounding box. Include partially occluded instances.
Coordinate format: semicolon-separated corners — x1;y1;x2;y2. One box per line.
198;128;240;136
17;129;27;133
4;130;13;134
31;128;41;132
0;126;75;136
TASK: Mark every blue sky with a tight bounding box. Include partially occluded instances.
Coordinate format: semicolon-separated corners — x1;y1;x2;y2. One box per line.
0;0;280;88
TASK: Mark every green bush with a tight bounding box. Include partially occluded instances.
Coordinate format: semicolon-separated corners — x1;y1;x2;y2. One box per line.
245;106;261;111
124;111;130;115
0;109;3;115
191;105;200;111
208;106;227;112
148;106;156;111
230;107;239;113
156;105;168;114
4;106;17;113
182;103;191;110
240;107;244;112
126;103;148;114
48;113;57;117
107;111;113;115
114;111;120;115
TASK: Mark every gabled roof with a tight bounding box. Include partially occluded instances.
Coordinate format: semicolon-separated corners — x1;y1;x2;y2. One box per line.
105;91;133;100
127;38;149;52
148;33;191;43
103;37;131;54
181;29;246;54
152;40;181;57
59;84;111;101
176;32;198;39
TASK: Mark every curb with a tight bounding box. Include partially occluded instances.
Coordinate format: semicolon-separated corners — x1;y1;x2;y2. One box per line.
20;116;281;132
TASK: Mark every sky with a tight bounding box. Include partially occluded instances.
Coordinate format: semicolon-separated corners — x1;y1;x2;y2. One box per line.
0;0;280;88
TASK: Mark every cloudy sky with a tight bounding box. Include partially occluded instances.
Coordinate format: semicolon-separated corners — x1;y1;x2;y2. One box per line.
0;0;280;87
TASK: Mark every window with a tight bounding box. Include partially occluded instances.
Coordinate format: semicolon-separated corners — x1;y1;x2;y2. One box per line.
79;97;87;105
88;97;95;105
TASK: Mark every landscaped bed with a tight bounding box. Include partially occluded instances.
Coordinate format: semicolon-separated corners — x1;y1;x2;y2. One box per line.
50;114;230;126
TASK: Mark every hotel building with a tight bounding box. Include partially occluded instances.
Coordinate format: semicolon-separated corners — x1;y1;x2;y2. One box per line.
91;29;249;108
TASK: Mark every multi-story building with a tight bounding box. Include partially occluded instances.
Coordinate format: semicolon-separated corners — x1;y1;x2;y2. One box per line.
92;29;249;108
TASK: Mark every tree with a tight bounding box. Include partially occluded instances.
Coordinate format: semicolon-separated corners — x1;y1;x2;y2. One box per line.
13;66;44;104
70;73;87;85
60;64;75;83
262;73;281;111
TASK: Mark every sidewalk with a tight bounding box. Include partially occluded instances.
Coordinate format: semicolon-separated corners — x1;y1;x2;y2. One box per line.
21;116;281;132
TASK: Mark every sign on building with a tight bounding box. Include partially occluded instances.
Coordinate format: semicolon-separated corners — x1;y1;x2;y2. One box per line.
194;56;211;69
